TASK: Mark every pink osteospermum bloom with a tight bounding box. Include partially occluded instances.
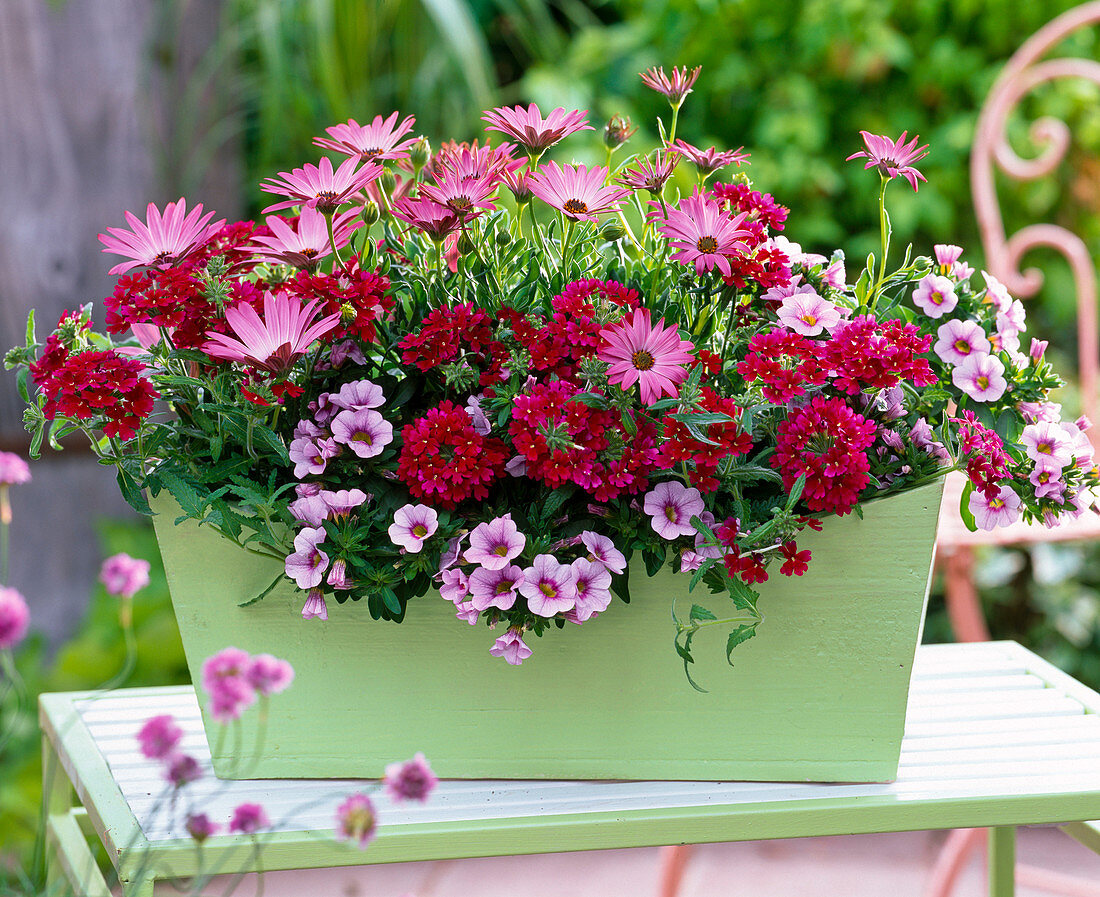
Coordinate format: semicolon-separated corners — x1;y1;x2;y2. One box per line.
388;504;439;553
260;155;383;214
643;481;706;540
952;352;1008;403
464;515;526;570
519;555;577;617
598;307;696;405
615;151;681;193
418;169;500;218
383;752;438;803
912;273;958;318
489;626;534;665
285;527;329;589
777;290;842;336
570;558;614;622
392;196;463;241
302;588;328;621
244;654;295;696
1020;421;1075;468
229;802;269;835
468;564;524;612
654;190;752;278
314;111;418;161
0;587;30;651
527;162;629;222
250;208;359;271
639;65;701;106
846;130;929;192
331;408;393;459
934;319;991;365
671;139;750;176
136;714;183;760
99;553;151;599
482;104;593;155
202;290;340;374
580;531;627;575
0;452;30;485
98;198;225;275
968;484;1022;531
335;792;377;848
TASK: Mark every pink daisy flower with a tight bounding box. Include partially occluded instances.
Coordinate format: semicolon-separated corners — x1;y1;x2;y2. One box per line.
314;112;418;161
912;273;958;318
654;189;751;277
418;168;500;218
384;752;437;802
639;65;701;106
98;198;225;275
580;531;627;574
643;481;705;540
934;319;991;365
136;714;182;760
99;553;151;600
671;140;749;177
528;162;629;222
202;290;340;374
598;307;696;405
570;558;613;622
244;654;295;696
331;408;393;459
464;515;525;570
777;290;842;336
846;130;929;192
335;793;377;848
260;156;383;214
250;208;359;271
968;484;1022;531
952;353;1008;403
392;196;463;241
468;564;524;612
285;527;329;589
481;104;593;155
388;504;438;553
229;803;269;835
489;627;534;665
519;555;577;617
616;151;681;194
302;588;328;621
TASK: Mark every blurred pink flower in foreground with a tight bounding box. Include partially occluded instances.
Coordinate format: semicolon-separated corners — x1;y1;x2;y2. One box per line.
0;587;29;650
335;793;377;848
136;714;183;760
0;452;30;486
384;752;438;802
99;553;151;599
229;802;269;835
98;199;224;275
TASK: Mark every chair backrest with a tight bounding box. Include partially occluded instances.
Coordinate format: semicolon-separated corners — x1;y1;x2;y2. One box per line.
972;1;1100;449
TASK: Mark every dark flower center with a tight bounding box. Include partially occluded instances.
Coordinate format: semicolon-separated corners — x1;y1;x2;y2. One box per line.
315;191;340;213
563;199;588;215
450;196;473;212
361;148;383;160
696;236;718;254
631;349;655;371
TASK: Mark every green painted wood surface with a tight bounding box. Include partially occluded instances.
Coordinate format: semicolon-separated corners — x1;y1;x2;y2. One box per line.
150;480;944;782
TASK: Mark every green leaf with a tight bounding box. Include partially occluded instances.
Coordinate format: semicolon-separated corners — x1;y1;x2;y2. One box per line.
239;574;284;607
727;578;759;612
116;468;152;516
785;473;807;510
726;623;758;663
959;479;978;532
689;603;717;622
155;467;207;519
642;546;666;577
15;368;28;403
25;308;36;347
381;587;402;615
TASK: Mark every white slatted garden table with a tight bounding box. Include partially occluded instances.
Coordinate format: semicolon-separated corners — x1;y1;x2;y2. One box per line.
40;641;1100;897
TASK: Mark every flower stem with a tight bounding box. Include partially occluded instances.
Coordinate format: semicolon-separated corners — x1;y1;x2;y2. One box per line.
870;175;890;309
324;211;344;269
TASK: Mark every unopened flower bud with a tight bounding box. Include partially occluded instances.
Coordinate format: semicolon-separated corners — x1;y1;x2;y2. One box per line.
361;201;380;226
380;168;397;194
495;230;512;246
604;115;637;150
457;233;476;255
409;137;431;169
600;220;627;243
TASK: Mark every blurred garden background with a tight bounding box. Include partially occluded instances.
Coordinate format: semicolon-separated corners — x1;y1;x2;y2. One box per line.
4;0;1100;881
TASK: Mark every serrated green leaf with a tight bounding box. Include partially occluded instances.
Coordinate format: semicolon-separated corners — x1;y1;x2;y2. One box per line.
116;468;152;516
155;467;207;519
689;603;717;622
726;623;758;662
239;574;284;607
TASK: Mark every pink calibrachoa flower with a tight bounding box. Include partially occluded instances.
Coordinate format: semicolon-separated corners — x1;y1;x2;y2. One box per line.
250;208;359;271
440;568;470;605
289;436;335;479
468;564;524;612
98;198;225;275
260;155;383;214
1020;421;1075;468
136;715;183;760
654;189;751;277
934;244;964;274
327;558;351;589
643;481;705;540
1031;338;1049;362
392;196;463;242
671;140;749;177
186;813;219;844
229;803;269;835
330;379;385;411
952;353;1008;403
202;647;256;722
0;452;30;485
336;793;377;848
640;65;701;106
388;504;439;553
934;319;991;365
245;654;295;696
384;752;437;802
321;489;370;519
314;112;418;161
481;104;593;156
0;587;30;651
331;408;393;459
302;588;328;621
203;291;341;374
912;273;958;318
581;531;627;574
528;162;629;222
489;626;533;665
1030;463;1066;500
981;271;1014;312
777;289;842;336
464;515;525;570
968;484;1022;531
846;131;930;191
99;553;151;599
455;600;480;625
570;558;614;622
519;555;577;616
166;754;202;788
599;308;696;405
285;527;329;589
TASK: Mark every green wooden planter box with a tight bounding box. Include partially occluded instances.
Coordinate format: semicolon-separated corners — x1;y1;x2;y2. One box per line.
150;479;944;783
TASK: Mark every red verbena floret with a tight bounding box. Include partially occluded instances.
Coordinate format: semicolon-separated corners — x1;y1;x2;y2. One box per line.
819;315;936;395
952;411;1012;500
659;388;753;492
284;266;391;343
738;330;828;403
708;182;789;233
398;304;494;372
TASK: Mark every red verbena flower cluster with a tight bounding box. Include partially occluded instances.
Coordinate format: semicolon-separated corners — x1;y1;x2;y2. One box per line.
659;388;753;492
819;315;936;395
953;411;1012;499
398;304;494;372
738;330;828;403
284;266;391;344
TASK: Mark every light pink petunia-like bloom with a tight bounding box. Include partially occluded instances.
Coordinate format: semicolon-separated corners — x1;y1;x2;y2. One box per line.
468;564;524;612
934;319;991;365
439;567;470;605
388;504;439;553
981;271;1014;312
321;489;369;518
136;714;183;760
968;484;1022;531
671;139;749;176
643;481;705;540
934;244;964;273
99;553;151;599
1030;463;1066;501
335;793;377;848
285;527;329;589
229;803;269;835
528;162;629;222
330;379;385;411
202;647;256;722
302;588;328;621
639;65;701;106
455;600;481;625
912;273;958;318
0;452;31;486
846;130;929;192
570;558;614;622
580;531;627;574
314;111;418;161
331;408;393;459
244;654;295;696
519;555;577;617
384;752;438;803
260;156;383;214
996;300;1027;337
250;208;360;271
289;437;333;479
1030;338;1049;362
598;308;696;405
489;626;534;665
464;516;526;570
777;290;842;336
203;290;340;374
1020;421;1075;469
952;352;1008;403
98;198;225;275
654;189;751;277
392;196;464;241
327;558;351;590
482;104;593;155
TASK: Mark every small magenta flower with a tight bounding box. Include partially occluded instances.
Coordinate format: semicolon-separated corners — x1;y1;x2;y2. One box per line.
599;308;695;405
260;156;383;214
202;647;256;722
186;813;219;844
671;139;749;177
302;588;328;621
952;353;1008;403
314;111;418;161
934;319;991;365
384;752;438;803
468;564;524;612
1021;421;1075;468
285;527;329;589
519;555;577;617
335;793;377;848
482;104;593;156
643;481;705;540
639;65;701;106
98;198;225;275
136;715;182;760
331;408;393;459
464;516;525;570
388;504;439;553
166;753;202;788
912;273;958;318
777;289;842;336
528;162;629;222
392;197;463;241
245;654;295;696
229;803;270;835
99;553;151;600
616;151;681;194
489;627;533;665
0;587;30;651
439;568;470;605
581;531;627;574
654;189;751;277
0;453;31;485
968;485;1022;531
846;130;929;191
996;300;1027;338
570;559;614;622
